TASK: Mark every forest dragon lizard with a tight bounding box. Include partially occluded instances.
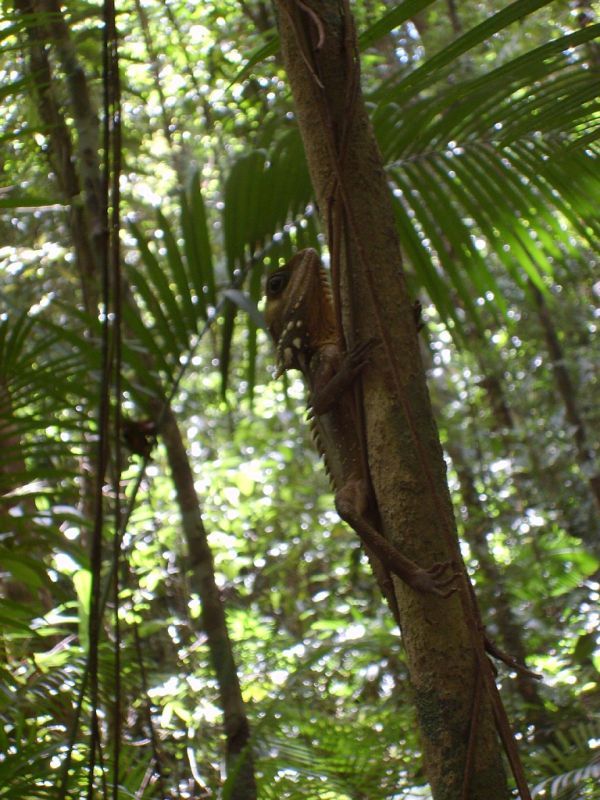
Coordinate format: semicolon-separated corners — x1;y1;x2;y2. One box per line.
264;248;456;611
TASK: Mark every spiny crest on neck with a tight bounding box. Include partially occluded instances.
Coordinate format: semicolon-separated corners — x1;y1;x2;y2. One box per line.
300;252;337;349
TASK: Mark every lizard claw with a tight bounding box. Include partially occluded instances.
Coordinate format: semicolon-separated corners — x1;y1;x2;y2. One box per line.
425;561;452;577
410;561;461;598
346;337;379;375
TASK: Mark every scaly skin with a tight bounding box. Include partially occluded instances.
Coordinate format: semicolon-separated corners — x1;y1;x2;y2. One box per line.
264;249;456;603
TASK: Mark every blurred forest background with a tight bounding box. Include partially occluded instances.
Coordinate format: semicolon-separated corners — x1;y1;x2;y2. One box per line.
0;0;599;798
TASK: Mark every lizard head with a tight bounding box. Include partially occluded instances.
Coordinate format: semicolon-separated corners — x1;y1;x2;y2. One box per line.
264;248;337;376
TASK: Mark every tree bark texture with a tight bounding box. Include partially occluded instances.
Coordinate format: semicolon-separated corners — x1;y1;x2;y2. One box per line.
275;2;518;797
154;402;257;799
15;0;99;314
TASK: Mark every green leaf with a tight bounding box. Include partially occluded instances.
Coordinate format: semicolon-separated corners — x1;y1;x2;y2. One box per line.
379;0;562;101
121;300;174;380
73;569;91;651
0;76;30;101
229;35;278;87
156;209;198;336
0;614;38;634
222;289;265;330
187;170;216;307
390;192;459;333
223;151;268;272
0;554;49;590
130;222;189;351
358;0;436;51
391;168;482;331
0;192;61;208
179;174;212;319
405;160;505;322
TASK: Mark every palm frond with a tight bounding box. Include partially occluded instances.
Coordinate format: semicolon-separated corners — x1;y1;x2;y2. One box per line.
124;9;600;390
532;721;600;800
371;27;599;324
375;0;580;101
222;23;600;354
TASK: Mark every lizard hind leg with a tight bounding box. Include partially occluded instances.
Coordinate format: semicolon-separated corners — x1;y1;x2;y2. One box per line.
334;479;458;598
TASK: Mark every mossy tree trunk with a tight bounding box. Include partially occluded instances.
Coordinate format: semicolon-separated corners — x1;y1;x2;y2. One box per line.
275;1;519;797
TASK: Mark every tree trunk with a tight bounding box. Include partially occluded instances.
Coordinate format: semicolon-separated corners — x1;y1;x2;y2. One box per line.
531;284;600;516
459;326;597;553
17;4;256;796
156;402;256;797
275;1;522;797
447;0;462;35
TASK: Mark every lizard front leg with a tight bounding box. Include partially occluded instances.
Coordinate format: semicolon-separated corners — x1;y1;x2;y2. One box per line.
335;478;458;598
309;339;375;415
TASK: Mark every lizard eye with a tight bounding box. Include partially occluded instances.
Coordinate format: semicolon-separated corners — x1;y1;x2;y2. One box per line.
267;271;288;296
